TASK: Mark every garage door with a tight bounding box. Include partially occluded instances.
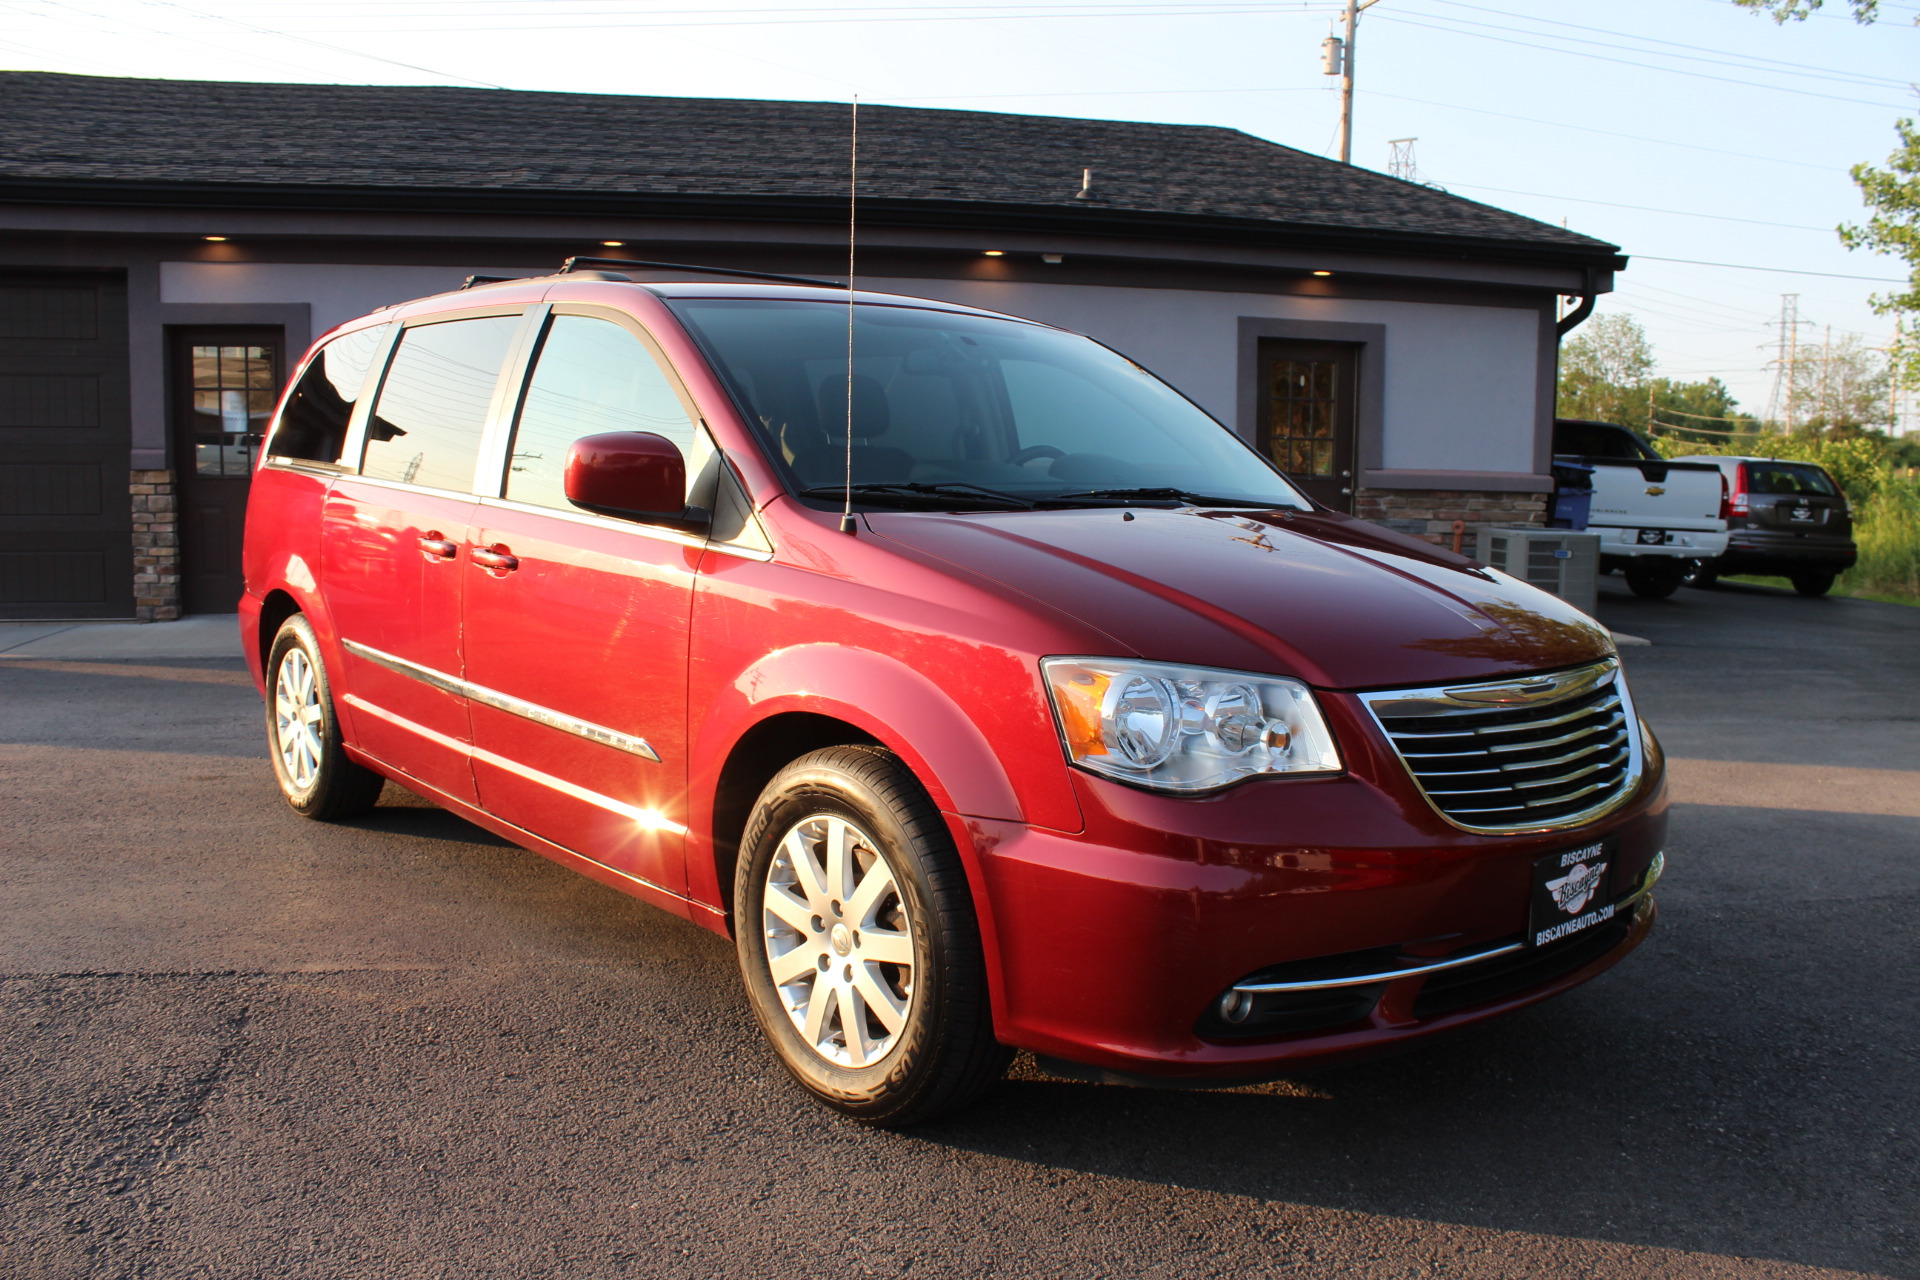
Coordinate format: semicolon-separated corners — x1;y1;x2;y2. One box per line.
0;270;133;619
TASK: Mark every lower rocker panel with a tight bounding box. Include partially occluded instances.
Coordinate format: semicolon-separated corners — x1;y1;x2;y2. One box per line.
341;743;729;934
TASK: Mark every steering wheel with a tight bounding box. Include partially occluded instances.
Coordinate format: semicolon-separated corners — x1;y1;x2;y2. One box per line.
1011;444;1066;466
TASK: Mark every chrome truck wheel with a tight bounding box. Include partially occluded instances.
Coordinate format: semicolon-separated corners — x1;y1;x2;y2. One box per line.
734;746;1008;1126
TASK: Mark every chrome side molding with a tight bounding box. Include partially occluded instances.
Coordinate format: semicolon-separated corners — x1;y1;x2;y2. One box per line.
342;638;660;762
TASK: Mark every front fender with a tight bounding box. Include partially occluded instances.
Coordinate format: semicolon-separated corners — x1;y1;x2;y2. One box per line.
697;643;1024;824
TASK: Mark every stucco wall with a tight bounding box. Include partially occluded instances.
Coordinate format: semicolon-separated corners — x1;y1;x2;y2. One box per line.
160;262;1546;481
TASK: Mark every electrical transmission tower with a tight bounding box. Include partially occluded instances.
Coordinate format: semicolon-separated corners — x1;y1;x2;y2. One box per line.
1765;294;1809;430
1388;137;1419;182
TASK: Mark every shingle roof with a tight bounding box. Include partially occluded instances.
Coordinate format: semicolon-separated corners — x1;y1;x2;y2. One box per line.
0;71;1616;257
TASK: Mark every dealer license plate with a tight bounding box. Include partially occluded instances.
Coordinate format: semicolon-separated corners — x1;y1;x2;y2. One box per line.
1789;505;1816;523
1529;841;1616;947
1635;528;1668;545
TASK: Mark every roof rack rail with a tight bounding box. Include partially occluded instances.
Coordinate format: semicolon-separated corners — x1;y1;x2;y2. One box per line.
462;274;517;289
558;256;840;288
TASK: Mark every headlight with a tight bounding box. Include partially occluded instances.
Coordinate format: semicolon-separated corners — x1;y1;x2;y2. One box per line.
1040;657;1342;793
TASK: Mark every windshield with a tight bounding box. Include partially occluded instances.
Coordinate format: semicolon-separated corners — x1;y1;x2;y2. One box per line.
667;298;1309;509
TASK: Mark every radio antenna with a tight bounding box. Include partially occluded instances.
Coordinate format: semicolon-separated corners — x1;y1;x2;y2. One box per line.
839;95;859;536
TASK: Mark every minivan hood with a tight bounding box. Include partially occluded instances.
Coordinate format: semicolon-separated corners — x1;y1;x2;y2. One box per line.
866;506;1612;690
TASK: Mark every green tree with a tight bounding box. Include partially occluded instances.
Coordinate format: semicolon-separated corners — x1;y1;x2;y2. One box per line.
1557;312;1654;424
1647;376;1762;446
1735;1;1920;390
1840;121;1920;391
1733;1;1886;22
1787;330;1894;431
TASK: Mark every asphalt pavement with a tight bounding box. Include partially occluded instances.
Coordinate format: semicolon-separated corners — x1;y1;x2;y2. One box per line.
1;579;1915;1279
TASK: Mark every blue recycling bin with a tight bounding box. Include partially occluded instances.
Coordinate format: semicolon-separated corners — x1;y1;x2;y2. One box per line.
1549;460;1595;531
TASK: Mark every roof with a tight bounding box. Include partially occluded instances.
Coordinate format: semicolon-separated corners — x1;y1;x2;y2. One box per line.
0;71;1620;263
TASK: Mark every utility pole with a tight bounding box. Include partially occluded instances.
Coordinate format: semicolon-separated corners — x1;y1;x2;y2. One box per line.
1330;0;1383;165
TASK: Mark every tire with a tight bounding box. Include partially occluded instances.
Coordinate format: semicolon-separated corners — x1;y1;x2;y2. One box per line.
1792;572;1836;597
734;745;1008;1126
1682;558;1719;590
265;614;385;821
1625;557;1685;600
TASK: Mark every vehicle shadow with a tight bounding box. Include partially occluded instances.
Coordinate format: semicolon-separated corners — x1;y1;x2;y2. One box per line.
911;898;1916;1278
341;780;521;848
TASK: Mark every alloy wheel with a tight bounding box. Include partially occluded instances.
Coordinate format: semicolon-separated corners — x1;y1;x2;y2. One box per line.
760;814;916;1068
274;647;325;791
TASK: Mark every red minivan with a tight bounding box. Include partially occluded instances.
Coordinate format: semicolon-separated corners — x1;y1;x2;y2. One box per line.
242;265;1668;1125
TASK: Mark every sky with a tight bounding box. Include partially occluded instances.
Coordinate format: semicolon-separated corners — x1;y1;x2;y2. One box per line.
4;0;1917;429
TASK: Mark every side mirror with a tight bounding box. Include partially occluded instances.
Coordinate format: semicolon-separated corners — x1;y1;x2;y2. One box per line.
564;431;687;521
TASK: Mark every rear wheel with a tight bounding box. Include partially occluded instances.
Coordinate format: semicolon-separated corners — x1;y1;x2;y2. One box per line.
266;615;385;821
1625;557;1685;600
1682;558;1719;590
735;745;1008;1126
1792;572;1836;597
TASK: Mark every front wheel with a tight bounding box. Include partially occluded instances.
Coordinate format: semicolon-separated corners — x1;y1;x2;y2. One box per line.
266;615;385;821
1792;572;1836;597
734;746;1008;1126
1625;557;1686;600
1683;558;1720;590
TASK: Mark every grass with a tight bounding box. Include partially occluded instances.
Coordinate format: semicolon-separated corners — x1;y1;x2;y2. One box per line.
1723;575;1919;607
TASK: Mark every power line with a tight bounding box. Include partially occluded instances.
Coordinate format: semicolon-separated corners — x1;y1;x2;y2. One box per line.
140;0;508;88
1374;12;1914;109
1633;255;1909;282
1410;0;1915;91
1364;90;1836;172
1447;182;1837;233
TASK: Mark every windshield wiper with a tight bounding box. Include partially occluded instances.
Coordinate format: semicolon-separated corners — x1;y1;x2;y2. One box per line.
1044;487;1285;508
798;482;1035;509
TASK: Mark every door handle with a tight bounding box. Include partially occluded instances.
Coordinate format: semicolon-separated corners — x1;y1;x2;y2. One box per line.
471;544;519;574
418;532;458;560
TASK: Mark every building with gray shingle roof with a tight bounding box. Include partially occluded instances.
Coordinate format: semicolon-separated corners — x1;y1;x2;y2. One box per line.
0;71;1620;620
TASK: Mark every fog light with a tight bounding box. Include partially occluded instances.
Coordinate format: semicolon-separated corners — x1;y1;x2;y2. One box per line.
1218;990;1253;1024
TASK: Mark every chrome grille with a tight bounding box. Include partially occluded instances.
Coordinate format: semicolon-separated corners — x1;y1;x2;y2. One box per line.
1359;659;1641;834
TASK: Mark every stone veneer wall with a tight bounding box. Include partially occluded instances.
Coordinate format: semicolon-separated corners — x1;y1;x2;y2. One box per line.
129;470;181;621
1355;489;1548;561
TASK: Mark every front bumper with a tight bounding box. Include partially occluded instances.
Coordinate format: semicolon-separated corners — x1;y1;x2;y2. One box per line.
962;719;1668;1080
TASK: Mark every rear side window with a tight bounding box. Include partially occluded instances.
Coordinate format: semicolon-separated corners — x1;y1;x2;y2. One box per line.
361;315;520;493
1553;421;1658;461
504;314;705;512
1747;462;1838;496
267;326;386;465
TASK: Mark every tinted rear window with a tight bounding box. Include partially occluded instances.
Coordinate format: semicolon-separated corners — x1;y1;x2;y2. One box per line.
1746;462;1837;496
267;326;386;465
361;315;520;493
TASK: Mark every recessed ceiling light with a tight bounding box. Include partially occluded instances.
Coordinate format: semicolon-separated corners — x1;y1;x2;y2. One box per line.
204;235;228;242
602;240;624;247
1311;270;1332;277
983;250;1005;257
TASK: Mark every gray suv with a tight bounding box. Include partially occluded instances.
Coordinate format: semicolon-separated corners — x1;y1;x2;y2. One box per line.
1671;455;1856;596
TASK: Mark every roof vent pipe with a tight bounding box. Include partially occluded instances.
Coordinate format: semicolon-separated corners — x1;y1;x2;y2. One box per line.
1076;168;1093;200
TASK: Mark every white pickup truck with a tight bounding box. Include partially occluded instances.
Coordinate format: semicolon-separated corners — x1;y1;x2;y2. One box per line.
1553;419;1729;599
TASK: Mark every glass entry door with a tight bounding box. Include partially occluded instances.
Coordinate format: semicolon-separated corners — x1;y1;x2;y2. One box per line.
171;328;281;613
1255;339;1359;513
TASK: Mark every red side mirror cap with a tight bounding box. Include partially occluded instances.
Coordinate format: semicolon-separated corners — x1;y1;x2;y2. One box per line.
563;432;686;520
